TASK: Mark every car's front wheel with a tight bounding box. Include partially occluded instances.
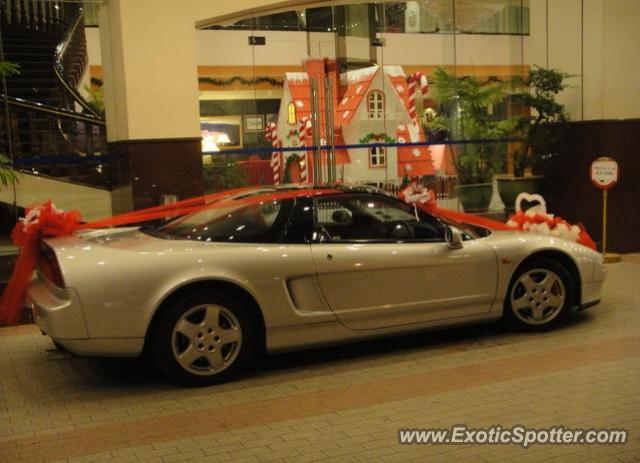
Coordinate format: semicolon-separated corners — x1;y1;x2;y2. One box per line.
153;290;256;386
504;258;575;331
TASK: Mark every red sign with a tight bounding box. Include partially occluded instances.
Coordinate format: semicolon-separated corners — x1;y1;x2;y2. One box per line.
590;157;619;189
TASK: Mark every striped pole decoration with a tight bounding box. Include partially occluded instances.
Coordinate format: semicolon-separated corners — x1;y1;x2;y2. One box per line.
298;117;312;183
265;122;281;185
406;72;429;125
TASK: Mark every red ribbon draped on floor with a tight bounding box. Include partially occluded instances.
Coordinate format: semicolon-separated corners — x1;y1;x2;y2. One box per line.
0;186;595;325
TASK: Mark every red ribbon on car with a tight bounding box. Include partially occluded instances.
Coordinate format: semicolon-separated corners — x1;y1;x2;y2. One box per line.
0;186;595;325
0;187;333;325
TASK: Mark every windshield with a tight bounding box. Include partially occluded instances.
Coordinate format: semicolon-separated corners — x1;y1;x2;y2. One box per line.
150;199;292;243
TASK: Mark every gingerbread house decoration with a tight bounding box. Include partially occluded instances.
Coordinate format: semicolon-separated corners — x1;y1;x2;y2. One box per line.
275;58;436;184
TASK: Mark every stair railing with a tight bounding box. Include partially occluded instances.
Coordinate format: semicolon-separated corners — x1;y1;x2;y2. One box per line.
1;0;66;34
53;5;101;118
0;93;111;189
0;0;111;190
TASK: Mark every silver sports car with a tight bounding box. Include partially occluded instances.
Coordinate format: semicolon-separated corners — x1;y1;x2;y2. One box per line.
26;185;606;386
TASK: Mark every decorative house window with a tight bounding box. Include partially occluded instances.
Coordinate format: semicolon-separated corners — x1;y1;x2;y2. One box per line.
367;91;384;119
287;102;297;125
369;146;386;167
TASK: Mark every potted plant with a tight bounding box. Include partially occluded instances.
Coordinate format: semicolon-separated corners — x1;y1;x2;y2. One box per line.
430;67;515;212
203;158;248;193
496;67;569;212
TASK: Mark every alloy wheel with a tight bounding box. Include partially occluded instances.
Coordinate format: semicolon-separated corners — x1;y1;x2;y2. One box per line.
510;268;566;326
171;304;242;376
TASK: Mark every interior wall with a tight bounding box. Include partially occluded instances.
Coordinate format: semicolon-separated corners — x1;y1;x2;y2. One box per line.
547;0;582;120
582;0;604;120
98;0;201;141
528;0;640;122
601;0;640;120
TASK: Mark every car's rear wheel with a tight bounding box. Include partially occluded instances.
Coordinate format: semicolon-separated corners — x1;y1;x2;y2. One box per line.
504;258;575;331
153;290;256;386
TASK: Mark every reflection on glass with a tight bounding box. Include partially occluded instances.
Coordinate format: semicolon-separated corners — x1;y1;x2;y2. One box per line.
206;1;529;35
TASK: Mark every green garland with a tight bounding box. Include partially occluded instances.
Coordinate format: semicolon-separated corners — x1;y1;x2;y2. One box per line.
358;132;395;145
199;76;284;88
92;75;505;90
90;76;284;88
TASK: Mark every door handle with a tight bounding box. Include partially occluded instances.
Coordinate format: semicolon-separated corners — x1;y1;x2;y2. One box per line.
326;254;333;261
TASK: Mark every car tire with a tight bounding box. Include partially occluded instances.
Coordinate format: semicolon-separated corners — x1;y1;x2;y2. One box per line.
504;257;575;332
152;290;257;387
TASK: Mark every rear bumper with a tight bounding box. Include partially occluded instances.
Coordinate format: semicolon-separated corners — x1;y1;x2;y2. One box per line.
26;276;88;340
25;275;143;357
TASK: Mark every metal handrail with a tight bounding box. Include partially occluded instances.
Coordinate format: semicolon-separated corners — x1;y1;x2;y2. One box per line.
53;6;103;119
0;93;106;125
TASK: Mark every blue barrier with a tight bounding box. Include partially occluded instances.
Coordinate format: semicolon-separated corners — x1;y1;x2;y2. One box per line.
10;137;518;166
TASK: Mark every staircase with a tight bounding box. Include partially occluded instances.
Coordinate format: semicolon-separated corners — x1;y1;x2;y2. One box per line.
3;27;59;106
0;0;110;189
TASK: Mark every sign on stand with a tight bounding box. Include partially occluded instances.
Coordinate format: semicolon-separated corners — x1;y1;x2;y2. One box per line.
590;157;620;263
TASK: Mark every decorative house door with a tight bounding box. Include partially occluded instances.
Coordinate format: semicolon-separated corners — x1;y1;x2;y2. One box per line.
287;156;302;183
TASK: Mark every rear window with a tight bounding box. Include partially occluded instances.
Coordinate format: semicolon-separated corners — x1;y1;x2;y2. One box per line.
151;199;292;243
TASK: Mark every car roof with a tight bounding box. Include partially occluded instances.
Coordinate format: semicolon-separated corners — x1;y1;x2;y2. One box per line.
231;183;396;201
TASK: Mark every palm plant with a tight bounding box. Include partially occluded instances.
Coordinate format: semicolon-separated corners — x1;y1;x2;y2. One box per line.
430;67;516;184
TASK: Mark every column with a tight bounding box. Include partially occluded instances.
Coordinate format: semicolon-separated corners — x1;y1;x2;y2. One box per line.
98;0;204;212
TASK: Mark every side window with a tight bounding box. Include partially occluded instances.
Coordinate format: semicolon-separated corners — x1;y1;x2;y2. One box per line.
314;195;444;242
159;199;292;243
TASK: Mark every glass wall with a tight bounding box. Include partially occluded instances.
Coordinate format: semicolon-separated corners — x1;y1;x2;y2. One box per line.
197;0;532;211
1;0;588;252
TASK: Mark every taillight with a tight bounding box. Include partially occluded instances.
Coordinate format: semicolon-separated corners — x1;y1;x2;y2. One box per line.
38;241;66;288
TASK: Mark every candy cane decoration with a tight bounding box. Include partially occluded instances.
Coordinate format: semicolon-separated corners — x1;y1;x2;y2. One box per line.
298;117;312;183
406;72;429;125
265;122;281;185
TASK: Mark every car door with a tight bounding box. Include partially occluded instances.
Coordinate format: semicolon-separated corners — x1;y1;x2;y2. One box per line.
310;193;498;330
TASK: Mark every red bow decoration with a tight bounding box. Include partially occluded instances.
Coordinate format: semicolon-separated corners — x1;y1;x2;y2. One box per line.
0;201;82;325
506;211;596;250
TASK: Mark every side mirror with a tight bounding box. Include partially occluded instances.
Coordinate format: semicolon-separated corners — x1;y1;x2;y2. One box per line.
445;225;463;250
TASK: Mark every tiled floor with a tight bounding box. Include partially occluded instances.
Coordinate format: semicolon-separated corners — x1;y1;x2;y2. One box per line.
1;259;639;462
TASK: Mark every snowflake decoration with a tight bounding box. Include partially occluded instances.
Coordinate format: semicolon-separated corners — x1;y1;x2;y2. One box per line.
405;163;413;172
396;85;405;93
295;100;305;109
412;148;422;157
